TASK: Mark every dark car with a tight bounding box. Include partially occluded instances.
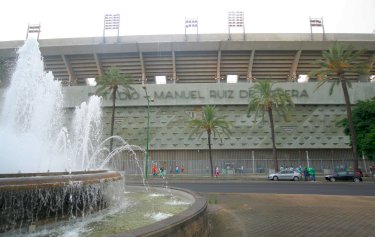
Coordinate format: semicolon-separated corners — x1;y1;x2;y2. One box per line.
325;171;362;183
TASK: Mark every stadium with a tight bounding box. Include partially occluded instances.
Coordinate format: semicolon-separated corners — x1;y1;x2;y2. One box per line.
1;32;374;174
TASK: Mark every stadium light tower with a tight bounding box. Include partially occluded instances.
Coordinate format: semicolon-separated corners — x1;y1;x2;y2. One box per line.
185;17;198;41
310;17;325;40
228;11;245;40
26;24;41;40
103;14;120;43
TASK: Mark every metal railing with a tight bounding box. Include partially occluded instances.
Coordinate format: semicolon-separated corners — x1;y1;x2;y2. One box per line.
109;149;373;175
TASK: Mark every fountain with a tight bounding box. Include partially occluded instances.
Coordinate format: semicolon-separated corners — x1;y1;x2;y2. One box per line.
0;38;208;236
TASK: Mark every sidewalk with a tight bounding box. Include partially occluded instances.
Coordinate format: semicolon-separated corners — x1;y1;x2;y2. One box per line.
207;193;375;237
124;173;375;237
125;173;375;184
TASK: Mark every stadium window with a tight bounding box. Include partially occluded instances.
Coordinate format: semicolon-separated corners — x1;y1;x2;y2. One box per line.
85;78;97;86
226;75;238;83
155;76;167;84
297;74;309;83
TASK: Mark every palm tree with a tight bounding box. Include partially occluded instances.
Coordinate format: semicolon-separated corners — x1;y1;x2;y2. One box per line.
310;43;372;171
188;105;231;177
247;80;294;172
96;67;134;151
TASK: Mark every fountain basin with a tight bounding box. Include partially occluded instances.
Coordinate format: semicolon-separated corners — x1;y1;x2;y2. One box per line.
0;170;122;190
0;172;209;237
0;170;122;233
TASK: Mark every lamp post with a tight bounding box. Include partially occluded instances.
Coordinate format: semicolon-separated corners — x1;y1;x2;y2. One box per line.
143;86;153;179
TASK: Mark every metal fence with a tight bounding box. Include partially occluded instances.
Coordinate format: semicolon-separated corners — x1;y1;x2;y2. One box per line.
109;149;373;175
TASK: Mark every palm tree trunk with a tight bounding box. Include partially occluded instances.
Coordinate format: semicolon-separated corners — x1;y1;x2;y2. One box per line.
340;78;359;171
268;107;278;172
110;87;117;152
207;131;214;177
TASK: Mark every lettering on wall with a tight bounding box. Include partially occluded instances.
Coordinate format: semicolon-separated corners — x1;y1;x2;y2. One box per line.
89;88;309;101
209;90;235;99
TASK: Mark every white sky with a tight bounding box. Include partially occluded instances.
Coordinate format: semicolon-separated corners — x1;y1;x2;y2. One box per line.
0;0;374;42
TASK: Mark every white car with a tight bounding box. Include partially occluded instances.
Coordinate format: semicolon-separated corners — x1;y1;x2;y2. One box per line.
268;170;302;181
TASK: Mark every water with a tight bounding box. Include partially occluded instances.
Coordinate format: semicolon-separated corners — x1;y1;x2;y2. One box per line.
0;38;193;236
0;38;108;173
1;186;192;237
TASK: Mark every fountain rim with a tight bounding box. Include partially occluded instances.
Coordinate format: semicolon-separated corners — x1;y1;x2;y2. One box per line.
114;185;208;237
0;170;122;191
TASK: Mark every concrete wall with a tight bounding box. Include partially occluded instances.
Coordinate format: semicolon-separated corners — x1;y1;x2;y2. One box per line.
61;82;375;108
54;82;375;151
1;82;374;151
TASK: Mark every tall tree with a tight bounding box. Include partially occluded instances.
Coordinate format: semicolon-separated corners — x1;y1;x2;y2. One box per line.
247;80;294;172
96;67;134;151
310;43;373;171
188;105;231;177
338;98;375;161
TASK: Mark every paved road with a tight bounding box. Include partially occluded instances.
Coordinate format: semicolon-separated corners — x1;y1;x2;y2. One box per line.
136;177;375;236
167;182;375;237
171;181;375;196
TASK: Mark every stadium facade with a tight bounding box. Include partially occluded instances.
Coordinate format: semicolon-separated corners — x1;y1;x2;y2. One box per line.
1;33;375;174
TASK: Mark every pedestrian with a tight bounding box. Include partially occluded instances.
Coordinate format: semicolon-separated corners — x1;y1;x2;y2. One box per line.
215;167;220;177
175;165;180;174
152;164;158;176
303;167;309;181
181;165;185;174
371;166;375;179
308;167;316;182
159;166;164;177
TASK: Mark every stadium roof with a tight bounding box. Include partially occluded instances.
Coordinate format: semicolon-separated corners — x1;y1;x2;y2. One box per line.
0;33;374;86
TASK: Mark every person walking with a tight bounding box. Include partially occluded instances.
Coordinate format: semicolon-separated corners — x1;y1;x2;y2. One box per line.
159;166;165;177
308;167;316;182
152;164;158;176
303;167;309;181
215;167;220;177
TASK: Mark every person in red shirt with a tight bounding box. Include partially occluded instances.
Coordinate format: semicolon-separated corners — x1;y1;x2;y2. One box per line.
152;164;158;176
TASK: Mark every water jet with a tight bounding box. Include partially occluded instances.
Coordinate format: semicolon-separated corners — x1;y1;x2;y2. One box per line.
0;38;208;236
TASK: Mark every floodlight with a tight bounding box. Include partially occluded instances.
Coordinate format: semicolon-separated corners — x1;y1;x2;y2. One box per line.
310;17;325;40
228;11;245;40
26;24;41;40
185;17;198;41
103;14;120;42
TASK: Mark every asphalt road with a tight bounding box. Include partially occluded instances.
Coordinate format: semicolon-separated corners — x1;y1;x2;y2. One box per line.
171;181;375;236
170;182;375;196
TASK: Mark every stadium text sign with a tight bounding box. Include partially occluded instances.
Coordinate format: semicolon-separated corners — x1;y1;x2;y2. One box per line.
153;89;308;100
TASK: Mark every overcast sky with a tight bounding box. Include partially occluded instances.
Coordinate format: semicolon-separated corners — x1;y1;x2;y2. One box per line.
0;0;374;42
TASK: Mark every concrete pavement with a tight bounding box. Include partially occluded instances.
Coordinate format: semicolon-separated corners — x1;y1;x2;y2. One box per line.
125;174;375;237
207;193;375;237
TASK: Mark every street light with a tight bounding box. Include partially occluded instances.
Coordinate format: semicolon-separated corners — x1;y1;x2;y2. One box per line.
143;85;154;179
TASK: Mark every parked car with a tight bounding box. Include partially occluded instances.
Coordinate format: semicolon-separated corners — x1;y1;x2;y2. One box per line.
268;170;302;181
325;171;362;183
